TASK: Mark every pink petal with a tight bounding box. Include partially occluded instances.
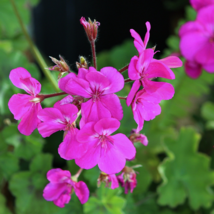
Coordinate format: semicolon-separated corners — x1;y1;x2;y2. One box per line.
126;80;141;106
143;79;175;100
55;95;74;107
132;106;144;132
74;181;90;204
143;21;151;48
81;99;111;123
43;183;68;201
78;68;89;80
180;32;207;61
112;133;136;160
8;94;32;120
158;56;183;68
146;61;175;79
53;193;71;208
190;0;214;11
94;118;120;135
65;76;91;98
58;73;76;93
128;56;141;80
75;141;101;170
58;129;87;160
98;146;126;174
19;77;41;96
100;67;124;94
54;103;78;124
197;5;214;25
100;94;123;120
47;169;71;183
203;63;214;72
179;21;204;37
76;121;96;143
18;103;41;135
109;174;119;189
9;67;31;89
130;29;144;53
195;41;214;65
184;60;202;79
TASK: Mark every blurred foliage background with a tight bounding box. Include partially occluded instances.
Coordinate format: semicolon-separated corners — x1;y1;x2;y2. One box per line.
1;0;214;214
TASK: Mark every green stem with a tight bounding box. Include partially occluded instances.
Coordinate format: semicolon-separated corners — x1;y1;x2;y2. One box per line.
9;0;60;92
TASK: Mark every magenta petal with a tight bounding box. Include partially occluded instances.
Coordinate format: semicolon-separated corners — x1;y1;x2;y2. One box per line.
179;21;204;37
54;193;71;208
133;108;144;133
98;146;126;174
143;21;151;48
94;118;120;135
76;122;96;143
81;99;111;123
185;60;202;79
203;63;214;72
112;133;136;160
55;95;74;107
126;80;141;106
180;32;207;61
109;174;119;189
54;104;78;124
159;56;183;68
190;0;214;11
75;141;101;170
19;77;41;96
78;68;89;80
146;61;175;79
197;5;214;25
74;181;90;204
100;94;123;120
100;67;124;94
195;41;214;65
37;107;64;122
128;56;141;80
9;67;31;89
58;129;87;160
43;183;68;201
8;94;32;120
47;169;71;183
143;79;175;100
58;73;76;93
65;76;91;98
18;103;41;135
130;29;144;53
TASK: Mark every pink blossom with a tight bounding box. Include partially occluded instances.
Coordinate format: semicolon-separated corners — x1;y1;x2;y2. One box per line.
130;129;148;146
43;168;89;207
179;6;214;77
117;166;137;194
37;103;84;160
8;67;42;135
75;118;136;174
190;0;214;11
131;89;161;132
59;67;124;124
97;172;119;189
127;48;181;106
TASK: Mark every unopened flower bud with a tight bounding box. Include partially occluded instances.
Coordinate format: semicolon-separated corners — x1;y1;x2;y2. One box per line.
76;56;88;69
117;166;137;194
80;17;100;42
129;129;148;146
97;172;119;189
49;55;70;79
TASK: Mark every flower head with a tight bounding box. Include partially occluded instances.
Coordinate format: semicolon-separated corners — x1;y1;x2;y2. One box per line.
117;166;137;194
8;67;42;135
129;129;148;146
190;0;214;11
43;168;89;207
80;17;100;42
75;118;136;174
97;172;119;189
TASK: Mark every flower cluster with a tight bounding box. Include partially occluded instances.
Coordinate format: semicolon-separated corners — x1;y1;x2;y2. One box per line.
8;17;182;207
179;0;214;78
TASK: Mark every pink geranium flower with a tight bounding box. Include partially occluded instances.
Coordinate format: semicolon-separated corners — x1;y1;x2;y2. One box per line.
43;168;89;207
131;89;161;132
190;0;214;11
75;118;136;174
97;172;119;189
117;166;137;194
127;48;181;106
37;103;84;160
179;5;214;78
130;129;149;146
8;67;42;135
59;67;124;124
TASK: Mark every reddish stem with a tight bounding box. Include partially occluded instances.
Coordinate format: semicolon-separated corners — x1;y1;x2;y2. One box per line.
118;65;128;73
40;92;67;99
124;78;133;83
90;41;97;69
118;96;127;100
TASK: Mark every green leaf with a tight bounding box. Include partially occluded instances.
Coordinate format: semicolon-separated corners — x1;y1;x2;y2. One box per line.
157;127;214;210
0;194;12;214
83;165;100;187
202;102;214;121
185;6;197;21
84;184;125;214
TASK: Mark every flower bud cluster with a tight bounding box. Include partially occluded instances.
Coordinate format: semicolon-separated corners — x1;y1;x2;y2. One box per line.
8;17;182;207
